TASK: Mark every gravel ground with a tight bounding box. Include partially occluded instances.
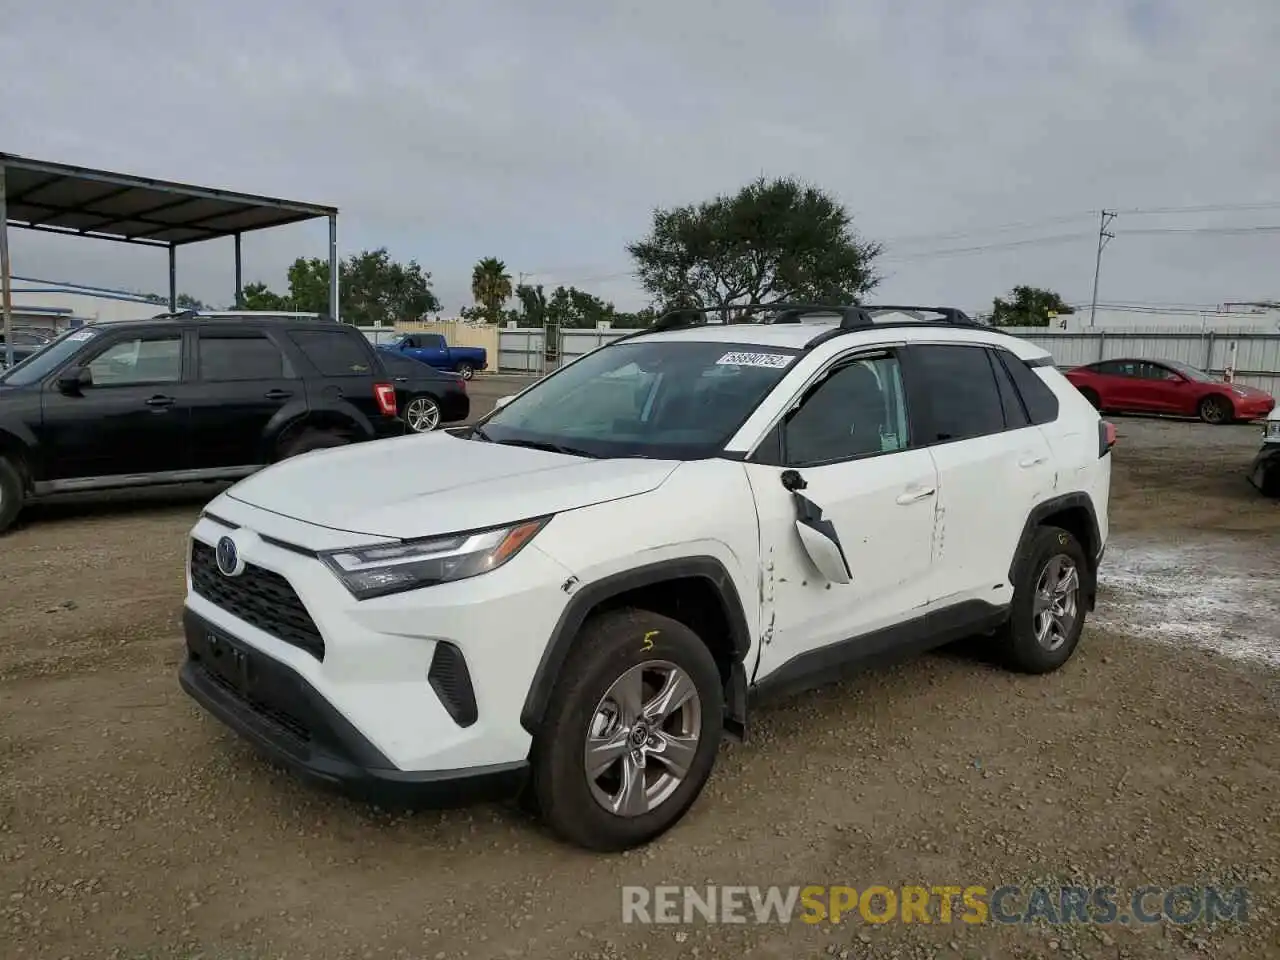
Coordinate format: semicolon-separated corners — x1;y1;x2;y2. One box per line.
1;410;1277;960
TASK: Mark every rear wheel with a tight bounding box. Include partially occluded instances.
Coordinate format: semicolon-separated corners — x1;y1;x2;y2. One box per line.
995;525;1089;674
455;362;475;380
404;395;442;433
530;608;724;852
1198;395;1232;425
277;427;352;460
0;455;24;535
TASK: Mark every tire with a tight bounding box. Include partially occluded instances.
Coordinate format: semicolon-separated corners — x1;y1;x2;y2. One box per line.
276;427;351;460
0;455;23;535
404;395;442;433
994;525;1090;674
1198;395;1232;425
530;608;724;852
455;362;475;380
1078;387;1101;410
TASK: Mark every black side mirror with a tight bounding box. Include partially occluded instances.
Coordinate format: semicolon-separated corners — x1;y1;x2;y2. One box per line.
57;366;90;394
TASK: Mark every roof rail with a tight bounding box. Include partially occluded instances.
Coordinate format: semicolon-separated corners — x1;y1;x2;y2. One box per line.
607;301;987;347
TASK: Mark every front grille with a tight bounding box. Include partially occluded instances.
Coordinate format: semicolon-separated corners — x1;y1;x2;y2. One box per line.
190;540;325;660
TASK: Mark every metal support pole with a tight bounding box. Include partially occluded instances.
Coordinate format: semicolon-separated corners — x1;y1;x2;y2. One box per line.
168;245;177;312
1088;209;1116;328
0;165;13;370
234;232;243;309
328;214;339;323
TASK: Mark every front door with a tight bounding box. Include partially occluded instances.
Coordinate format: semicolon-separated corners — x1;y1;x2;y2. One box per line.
187;327;301;468
744;348;940;686
39;330;192;481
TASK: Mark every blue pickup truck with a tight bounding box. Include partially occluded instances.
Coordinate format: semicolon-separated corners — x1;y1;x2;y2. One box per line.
380;332;487;380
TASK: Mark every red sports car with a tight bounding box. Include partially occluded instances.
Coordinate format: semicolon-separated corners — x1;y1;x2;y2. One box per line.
1064;358;1276;425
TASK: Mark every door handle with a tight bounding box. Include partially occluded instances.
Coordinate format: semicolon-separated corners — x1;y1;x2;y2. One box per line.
896;486;936;505
145;395;174;408
264;389;293;400
1018;455;1046;468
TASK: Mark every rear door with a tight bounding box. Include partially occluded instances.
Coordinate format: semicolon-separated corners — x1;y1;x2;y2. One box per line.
38;328;192;480
187;326;302;469
901;342;1055;608
285;327;393;426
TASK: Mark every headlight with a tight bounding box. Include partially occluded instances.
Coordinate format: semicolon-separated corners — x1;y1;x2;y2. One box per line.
320;517;550;600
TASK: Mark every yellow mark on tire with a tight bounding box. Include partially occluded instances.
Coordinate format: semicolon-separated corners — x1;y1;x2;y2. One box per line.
641;630;659;652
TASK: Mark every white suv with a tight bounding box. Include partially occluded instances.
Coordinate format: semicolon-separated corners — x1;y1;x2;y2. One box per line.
179;304;1114;851
1249;406;1280;496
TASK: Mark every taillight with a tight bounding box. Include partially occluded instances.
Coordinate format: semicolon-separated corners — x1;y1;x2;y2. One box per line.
374;382;397;416
1098;420;1117;457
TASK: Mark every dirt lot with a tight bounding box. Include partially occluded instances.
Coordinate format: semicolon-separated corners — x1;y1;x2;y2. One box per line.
1;405;1277;960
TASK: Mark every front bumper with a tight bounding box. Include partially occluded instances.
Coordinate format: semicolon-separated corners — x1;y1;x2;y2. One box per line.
179;606;528;806
1248;444;1280;497
1237;396;1277;420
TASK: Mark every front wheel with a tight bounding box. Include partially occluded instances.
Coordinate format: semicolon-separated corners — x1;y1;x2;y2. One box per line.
1198;395;1233;425
404;395;442;432
455;362;475;380
994;525;1089;674
530;609;724;852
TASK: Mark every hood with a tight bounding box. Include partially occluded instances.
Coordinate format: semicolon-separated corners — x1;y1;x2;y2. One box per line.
1230;383;1272;399
226;431;681;540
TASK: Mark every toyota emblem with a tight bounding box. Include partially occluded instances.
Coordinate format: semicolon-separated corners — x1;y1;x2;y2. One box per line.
215;535;244;577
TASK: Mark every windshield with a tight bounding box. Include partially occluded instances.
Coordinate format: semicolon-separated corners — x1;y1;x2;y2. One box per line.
1164;360;1218;383
477;339;800;459
0;327;99;386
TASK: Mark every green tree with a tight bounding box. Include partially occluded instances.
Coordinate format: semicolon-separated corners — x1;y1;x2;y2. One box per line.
238;248;441;324
991;286;1075;327
143;292;208;310
471;257;513;323
613;306;659;328
546;285;617;329
240;282;290;311
627;176;882;315
514;283;548;326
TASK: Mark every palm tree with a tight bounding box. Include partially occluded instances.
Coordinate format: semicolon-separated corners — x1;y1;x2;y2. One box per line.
471;257;513;323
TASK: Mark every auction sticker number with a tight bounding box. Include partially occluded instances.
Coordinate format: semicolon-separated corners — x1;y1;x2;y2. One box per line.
716;351;791;369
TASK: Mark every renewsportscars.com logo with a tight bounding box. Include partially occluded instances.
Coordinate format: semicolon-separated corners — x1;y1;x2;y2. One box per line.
621;885;1251;926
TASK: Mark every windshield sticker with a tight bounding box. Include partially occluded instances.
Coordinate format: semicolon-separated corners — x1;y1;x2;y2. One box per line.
716;351;792;369
68;329;97;342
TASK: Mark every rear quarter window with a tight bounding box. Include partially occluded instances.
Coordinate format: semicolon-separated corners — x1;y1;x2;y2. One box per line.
996;350;1060;425
287;329;375;377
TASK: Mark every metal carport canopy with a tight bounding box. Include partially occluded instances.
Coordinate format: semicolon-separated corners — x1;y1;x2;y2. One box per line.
0;152;340;366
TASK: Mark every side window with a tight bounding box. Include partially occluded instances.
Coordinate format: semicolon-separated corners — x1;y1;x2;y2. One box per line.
989;349;1030;429
784;353;909;465
908;344;1005;443
997;350;1060;425
198;333;293;381
287;330;373;377
1094;360;1127;377
421;334;446;349
86;335;182;386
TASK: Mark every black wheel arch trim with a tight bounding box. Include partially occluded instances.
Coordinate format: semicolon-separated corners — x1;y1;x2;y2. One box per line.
1008;492;1102;610
518;555;753;736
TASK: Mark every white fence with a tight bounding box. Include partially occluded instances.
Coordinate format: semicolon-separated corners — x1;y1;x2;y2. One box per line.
494;324;1280;396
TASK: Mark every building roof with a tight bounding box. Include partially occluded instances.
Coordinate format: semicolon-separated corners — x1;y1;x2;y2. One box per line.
0;153;337;248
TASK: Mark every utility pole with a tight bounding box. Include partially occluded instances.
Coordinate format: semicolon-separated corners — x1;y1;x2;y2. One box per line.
1088;209;1116;328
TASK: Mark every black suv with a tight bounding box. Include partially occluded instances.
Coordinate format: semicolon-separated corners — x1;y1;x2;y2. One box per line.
0;312;405;534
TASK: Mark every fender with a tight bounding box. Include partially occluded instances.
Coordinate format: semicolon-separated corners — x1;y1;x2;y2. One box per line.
518;556;754;737
1008;492;1102;609
0;422;42;484
263;400;375;458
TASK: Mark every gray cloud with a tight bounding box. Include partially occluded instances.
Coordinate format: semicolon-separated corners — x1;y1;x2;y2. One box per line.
1;0;1277;315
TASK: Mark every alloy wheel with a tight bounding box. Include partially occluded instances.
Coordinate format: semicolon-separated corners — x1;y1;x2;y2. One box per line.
584;660;702;818
405;397;441;432
1032;554;1080;651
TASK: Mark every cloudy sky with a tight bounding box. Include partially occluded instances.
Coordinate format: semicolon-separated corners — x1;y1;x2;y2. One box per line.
1;0;1277;316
